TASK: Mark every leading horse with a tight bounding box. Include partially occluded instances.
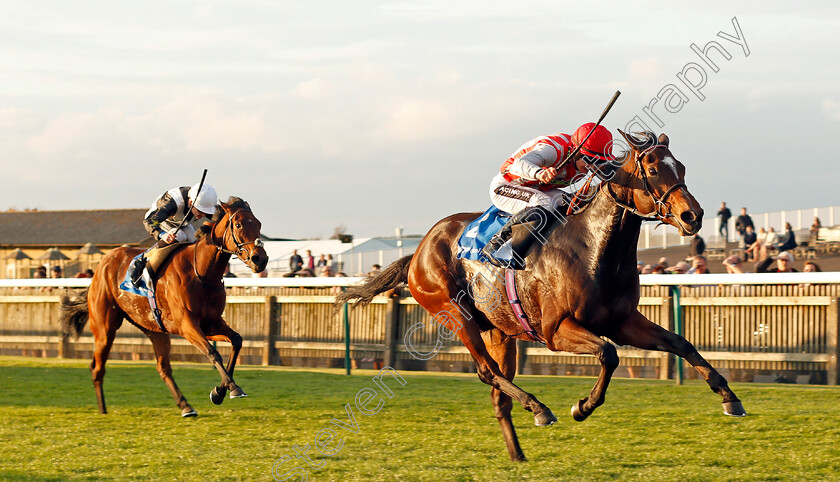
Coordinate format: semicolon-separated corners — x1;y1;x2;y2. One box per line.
338;130;746;461
59;197;268;417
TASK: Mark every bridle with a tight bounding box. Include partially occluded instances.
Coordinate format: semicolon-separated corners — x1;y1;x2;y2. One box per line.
210;208;265;262
602;143;686;222
194;208;265;278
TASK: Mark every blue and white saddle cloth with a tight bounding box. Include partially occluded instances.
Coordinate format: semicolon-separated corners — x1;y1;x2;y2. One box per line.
119;253;154;296
456;206;511;261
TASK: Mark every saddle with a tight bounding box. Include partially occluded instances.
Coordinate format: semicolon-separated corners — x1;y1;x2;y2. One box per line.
144;242;189;282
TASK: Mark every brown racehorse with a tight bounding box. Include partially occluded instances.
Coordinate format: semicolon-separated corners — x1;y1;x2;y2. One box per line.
337;131;746;461
59;197;268;417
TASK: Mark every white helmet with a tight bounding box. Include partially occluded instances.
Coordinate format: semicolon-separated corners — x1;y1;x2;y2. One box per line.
188;183;218;215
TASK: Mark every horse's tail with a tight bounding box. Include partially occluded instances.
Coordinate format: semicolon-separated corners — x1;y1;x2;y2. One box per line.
334;254;413;310
58;289;90;339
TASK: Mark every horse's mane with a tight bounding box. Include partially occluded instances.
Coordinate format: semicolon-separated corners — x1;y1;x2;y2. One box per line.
198;196;251;236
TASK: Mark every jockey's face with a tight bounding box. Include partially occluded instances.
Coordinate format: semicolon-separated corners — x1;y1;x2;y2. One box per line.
191;206;207;219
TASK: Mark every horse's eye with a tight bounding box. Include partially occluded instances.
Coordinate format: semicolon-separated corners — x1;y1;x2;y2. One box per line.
648;167;657;176
235;223;242;229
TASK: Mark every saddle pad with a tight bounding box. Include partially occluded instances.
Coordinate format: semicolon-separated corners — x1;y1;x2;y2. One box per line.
456;206;510;261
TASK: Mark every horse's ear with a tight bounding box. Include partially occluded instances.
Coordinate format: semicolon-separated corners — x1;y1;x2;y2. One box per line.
617;129;651;150
658;133;670;147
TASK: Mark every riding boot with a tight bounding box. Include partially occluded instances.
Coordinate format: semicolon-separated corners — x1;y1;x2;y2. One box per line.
482;206;553;270
130;255;147;285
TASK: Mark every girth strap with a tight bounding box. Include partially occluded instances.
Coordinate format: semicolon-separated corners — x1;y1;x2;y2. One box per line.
504;269;544;344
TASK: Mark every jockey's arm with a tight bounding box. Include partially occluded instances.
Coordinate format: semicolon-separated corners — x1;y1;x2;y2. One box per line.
509;144;559;182
143;195;178;240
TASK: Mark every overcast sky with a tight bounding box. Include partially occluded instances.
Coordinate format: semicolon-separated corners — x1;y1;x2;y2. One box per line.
1;1;838;239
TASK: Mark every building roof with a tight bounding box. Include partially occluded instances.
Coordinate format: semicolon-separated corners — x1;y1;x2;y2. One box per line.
0;209;150;248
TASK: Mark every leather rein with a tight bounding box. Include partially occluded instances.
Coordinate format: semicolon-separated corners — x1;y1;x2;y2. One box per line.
601;144;686;222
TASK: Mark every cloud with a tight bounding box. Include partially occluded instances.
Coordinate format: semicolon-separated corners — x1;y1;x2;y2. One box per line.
822;98;840;122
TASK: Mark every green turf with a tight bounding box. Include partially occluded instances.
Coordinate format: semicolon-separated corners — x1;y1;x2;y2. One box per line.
1;356;839;481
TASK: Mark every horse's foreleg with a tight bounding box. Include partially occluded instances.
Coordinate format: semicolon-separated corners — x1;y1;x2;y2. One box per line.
485;333;526;462
147;331;196;417
548;318;619;422
180;324;238;405
611;311;746;417
207;321;246;399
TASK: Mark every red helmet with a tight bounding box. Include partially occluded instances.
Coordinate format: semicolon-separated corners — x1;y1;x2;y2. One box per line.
571;123;615;161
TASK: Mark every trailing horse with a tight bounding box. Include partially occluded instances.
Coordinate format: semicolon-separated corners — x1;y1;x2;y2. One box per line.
337;131;745;461
59;197;268;417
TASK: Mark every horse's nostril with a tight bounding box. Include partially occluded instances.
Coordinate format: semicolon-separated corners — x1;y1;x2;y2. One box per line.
680;210;698;226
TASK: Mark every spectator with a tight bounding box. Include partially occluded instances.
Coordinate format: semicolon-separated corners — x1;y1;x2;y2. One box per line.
50;266;63;278
734;207;754;240
85;268;95;277
742;226;758;261
774;222;797;252
305;250;315;271
320;265;335;277
656;257;669;271
756;251;797;273
316;254;327;269
689;234;706;257
717;202;731;241
665;261;690;274
803;261;822;273
812;217;822;231
636;260;645;274
33;266;47;279
298;268;315;277
764;227;778;246
688;256;710;274
723;255;746;274
640;264;653;274
289;249;303;274
651;265;666;274
369;264;382;276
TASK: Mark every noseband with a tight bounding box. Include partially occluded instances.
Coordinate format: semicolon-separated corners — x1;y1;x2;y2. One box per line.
602;144;687;221
209;208;264;263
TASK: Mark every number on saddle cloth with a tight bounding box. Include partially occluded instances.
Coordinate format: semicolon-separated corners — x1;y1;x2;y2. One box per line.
456;206;510;261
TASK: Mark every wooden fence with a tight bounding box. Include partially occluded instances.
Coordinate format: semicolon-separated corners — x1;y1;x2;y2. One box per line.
0;274;838;384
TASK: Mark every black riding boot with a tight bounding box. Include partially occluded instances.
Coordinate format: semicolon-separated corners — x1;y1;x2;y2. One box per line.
130;255;147;284
482;206;554;270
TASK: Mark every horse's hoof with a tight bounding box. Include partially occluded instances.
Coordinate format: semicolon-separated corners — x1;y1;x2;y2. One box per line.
210;386;227;405
534;408;557;426
571;400;589;422
722;400;747;417
229;387;248;399
181;407;198;418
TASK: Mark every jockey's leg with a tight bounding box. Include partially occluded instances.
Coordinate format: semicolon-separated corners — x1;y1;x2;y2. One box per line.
483;188;559;269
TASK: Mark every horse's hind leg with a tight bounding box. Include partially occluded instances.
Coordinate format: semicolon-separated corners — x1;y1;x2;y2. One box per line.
146;331;197;417
206;320;247;399
611;311;746;417
484;333;526;462
87;295;123;414
548;318;619;422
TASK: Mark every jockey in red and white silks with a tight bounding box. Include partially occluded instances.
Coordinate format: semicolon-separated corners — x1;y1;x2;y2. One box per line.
483;123;616;269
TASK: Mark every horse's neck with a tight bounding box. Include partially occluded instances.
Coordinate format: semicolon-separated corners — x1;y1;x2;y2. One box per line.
561;166;642;276
194;229;232;281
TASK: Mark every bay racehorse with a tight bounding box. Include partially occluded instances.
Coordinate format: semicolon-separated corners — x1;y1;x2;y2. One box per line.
337;130;746;461
59;197;268;417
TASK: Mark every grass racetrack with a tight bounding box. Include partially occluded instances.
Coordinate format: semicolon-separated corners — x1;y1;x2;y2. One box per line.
2;356;839;481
